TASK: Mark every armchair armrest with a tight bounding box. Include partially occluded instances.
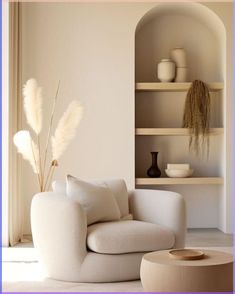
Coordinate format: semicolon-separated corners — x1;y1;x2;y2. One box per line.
129;189;186;248
31;192;87;281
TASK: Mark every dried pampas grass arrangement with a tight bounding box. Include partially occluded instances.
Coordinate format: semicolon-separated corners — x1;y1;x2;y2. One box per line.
23;79;42;135
182;80;210;157
45;101;83;190
13;130;39;175
51;101;83;161
13;79;84;192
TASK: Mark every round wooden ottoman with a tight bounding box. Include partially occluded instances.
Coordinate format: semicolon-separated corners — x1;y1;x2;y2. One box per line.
140;249;233;292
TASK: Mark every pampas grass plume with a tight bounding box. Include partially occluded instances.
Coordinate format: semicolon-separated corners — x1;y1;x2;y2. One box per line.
13;130;39;173
23;79;43;134
51;100;83;161
14;78;84;191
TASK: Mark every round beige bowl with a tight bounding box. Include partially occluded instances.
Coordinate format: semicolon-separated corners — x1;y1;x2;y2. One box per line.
140;249;233;292
165;169;193;178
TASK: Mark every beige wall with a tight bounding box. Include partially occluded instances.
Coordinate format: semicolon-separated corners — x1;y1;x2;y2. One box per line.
20;2;232;234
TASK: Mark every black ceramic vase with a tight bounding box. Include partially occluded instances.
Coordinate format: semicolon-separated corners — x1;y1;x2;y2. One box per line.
147;152;161;178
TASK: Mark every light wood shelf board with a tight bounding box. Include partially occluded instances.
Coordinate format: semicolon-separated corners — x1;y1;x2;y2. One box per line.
135;82;224;92
135;128;224;136
135;177;224;185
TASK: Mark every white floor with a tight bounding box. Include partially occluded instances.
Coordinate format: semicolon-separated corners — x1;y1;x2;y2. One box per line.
3;246;233;293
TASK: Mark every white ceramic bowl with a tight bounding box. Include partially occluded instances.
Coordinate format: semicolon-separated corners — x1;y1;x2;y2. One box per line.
167;163;190;170
165;169;194;178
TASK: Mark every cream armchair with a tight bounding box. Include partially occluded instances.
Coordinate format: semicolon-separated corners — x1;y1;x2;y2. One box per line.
31;180;186;282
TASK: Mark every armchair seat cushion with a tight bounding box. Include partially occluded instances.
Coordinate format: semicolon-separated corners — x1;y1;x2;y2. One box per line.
87;220;175;254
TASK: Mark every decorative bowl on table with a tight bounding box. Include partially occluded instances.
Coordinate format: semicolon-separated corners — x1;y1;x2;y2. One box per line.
165;169;194;178
169;249;205;260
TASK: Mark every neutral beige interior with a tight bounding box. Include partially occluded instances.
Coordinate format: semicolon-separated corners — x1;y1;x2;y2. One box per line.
13;2;232;235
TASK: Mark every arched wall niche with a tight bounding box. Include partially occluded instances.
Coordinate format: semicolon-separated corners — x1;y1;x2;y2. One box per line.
135;2;226;83
134;3;227;231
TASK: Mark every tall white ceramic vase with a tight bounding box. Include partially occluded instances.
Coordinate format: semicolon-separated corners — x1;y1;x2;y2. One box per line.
170;47;187;67
170;47;188;82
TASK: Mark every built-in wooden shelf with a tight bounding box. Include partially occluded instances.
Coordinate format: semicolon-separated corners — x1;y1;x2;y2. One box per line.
135;82;224;92
135;128;224;136
135;177;224;185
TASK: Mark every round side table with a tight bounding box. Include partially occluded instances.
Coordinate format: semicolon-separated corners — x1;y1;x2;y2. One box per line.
140;249;233;292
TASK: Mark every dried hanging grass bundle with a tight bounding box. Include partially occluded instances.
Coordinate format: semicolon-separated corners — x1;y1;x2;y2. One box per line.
182;80;211;157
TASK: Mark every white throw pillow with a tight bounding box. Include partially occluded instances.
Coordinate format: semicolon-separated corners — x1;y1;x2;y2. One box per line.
103;179;129;218
53;178;129;218
66;175;121;225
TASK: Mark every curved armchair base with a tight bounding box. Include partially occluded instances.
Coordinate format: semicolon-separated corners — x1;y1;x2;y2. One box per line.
45;252;144;283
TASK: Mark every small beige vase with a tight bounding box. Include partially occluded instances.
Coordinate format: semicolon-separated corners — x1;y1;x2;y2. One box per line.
157;59;175;82
175;67;188;82
170;47;187;67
